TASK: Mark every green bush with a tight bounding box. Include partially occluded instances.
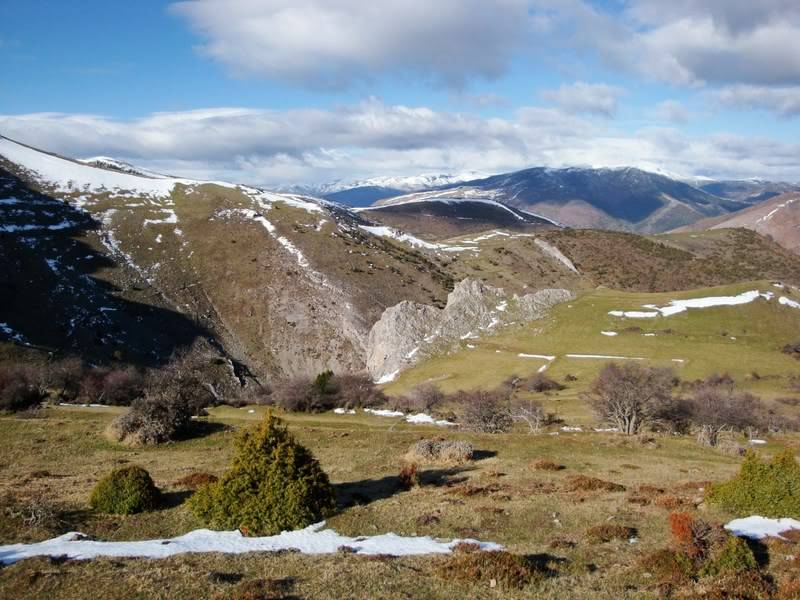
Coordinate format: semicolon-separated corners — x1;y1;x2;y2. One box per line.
706;449;800;517
89;465;160;514
700;535;757;577
189;413;335;535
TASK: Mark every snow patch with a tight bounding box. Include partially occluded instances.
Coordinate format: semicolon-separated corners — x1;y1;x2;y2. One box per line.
610;290;773;318
0;522;502;565
725;516;800;540
600;331;618;337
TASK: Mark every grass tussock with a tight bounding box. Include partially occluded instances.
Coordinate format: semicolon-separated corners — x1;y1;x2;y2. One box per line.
585;524;636;543
565;474;625;493
530;459;564;471
435;550;550;589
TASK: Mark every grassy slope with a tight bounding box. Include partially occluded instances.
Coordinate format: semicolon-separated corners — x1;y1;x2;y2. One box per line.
383;281;800;424
1;405;787;599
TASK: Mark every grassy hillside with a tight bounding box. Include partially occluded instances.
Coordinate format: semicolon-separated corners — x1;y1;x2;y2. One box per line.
383;281;800;420
0;404;789;599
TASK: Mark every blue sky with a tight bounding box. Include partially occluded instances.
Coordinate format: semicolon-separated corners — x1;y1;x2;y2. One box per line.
1;0;799;186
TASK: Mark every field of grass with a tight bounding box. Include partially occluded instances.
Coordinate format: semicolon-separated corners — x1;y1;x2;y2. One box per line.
384;281;800;406
3;403;797;599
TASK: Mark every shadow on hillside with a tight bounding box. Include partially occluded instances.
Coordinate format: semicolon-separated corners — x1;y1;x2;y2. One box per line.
0;169;211;368
334;466;474;508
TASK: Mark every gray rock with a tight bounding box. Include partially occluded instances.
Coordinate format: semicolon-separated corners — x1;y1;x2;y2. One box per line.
366;278;574;382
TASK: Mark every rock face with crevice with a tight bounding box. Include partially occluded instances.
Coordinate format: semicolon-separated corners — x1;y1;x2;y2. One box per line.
366;278;574;382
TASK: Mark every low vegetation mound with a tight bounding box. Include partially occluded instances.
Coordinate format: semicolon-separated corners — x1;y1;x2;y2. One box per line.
706;449;800;517
174;472;219;490
586;524;636;543
189;413;336;535
89;465;160;515
457;390;513;433
435;550;549;589
406;439;474;464
107;391;195;446
565;475;625;493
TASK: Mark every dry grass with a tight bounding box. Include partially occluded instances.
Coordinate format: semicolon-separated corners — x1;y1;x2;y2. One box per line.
564;475;626;493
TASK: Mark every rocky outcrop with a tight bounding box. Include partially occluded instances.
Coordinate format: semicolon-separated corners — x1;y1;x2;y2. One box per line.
366;279;574;382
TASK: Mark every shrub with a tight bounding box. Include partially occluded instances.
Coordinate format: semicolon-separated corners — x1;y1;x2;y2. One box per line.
272;372;383;413
79;366;144;406
585;524;636;543
565;475;625;493
689;385;765;447
398;463;419;489
584;363;674;435
668;512;724;559
406;439;474;463
782;342;800;359
458;390;513;433
89;465;160;515
189;413;335;535
45;357;84;401
435;550;547;589
108;388;195;446
525;374;565;393
700;535;758;577
511;399;556;433
706;449;800;517
638;549;694;587
0;363;45;412
408;383;445;412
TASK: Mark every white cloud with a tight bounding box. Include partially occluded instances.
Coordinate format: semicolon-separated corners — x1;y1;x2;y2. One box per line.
540;81;620;117
170;0;531;88
715;85;800;118
2;101;799;186
653;100;691;124
529;0;800;90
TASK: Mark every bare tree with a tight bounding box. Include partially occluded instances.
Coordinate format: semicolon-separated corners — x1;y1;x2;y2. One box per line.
458;389;513;433
688;385;764;446
585;363;674;435
511;398;554;434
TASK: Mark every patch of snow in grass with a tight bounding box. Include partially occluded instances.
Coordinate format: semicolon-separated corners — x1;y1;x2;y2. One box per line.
593;427;619;433
364;408;404;417
0;322;27;344
566;354;644;360
749;439;767;445
518;353;555;360
780;297;800;310
600;331;618;337
0;522;502;565
561;426;582;432
374;370;400;385
143;208;178;226
609;290;774;318
725;516;800;540
0;220;78;233
405;413;455;427
333;408;356;415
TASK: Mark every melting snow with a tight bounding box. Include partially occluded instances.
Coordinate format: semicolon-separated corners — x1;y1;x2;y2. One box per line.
333;408;355;415
725;516;800;540
0;522;502;565
358;225;475;253
780;297;800;310
518;353;555;360
609;290;773;318
405;413;455;427
0;322;27;344
566;354;644;360
600;331;618;337
374;370;400;385
364;408;404;417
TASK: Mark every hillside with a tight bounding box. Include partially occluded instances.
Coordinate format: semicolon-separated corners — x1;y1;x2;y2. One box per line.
375;166;740;233
677;192;800;255
699;180;800;205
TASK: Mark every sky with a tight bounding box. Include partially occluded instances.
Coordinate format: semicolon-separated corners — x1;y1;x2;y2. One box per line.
1;0;800;187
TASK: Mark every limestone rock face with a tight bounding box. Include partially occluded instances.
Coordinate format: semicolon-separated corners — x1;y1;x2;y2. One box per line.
366;278;574;382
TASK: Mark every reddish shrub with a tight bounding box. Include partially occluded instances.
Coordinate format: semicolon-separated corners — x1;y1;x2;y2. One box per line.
398;463;419;490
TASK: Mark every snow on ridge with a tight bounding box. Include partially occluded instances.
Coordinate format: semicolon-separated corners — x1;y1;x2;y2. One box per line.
358;225;476;253
0;522;502;565
0;322;28;344
609;290;775;318
779;296;800;310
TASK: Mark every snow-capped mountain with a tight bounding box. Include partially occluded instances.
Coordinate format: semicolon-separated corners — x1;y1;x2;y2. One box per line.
374;166;742;233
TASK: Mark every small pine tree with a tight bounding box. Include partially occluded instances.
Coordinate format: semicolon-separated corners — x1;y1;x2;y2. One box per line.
89;465;160;514
189;413;335;535
706;449;800;517
700;535;757;577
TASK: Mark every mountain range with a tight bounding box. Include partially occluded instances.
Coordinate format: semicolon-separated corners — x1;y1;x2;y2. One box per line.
2;134;800;384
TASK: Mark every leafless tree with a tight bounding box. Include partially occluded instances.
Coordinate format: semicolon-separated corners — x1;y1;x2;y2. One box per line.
511;398;554;434
458;389;513;433
584;363;674;435
688;385;764;446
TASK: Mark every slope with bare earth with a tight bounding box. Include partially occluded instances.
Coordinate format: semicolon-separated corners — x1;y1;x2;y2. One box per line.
677;192;800;255
0;135;459;378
